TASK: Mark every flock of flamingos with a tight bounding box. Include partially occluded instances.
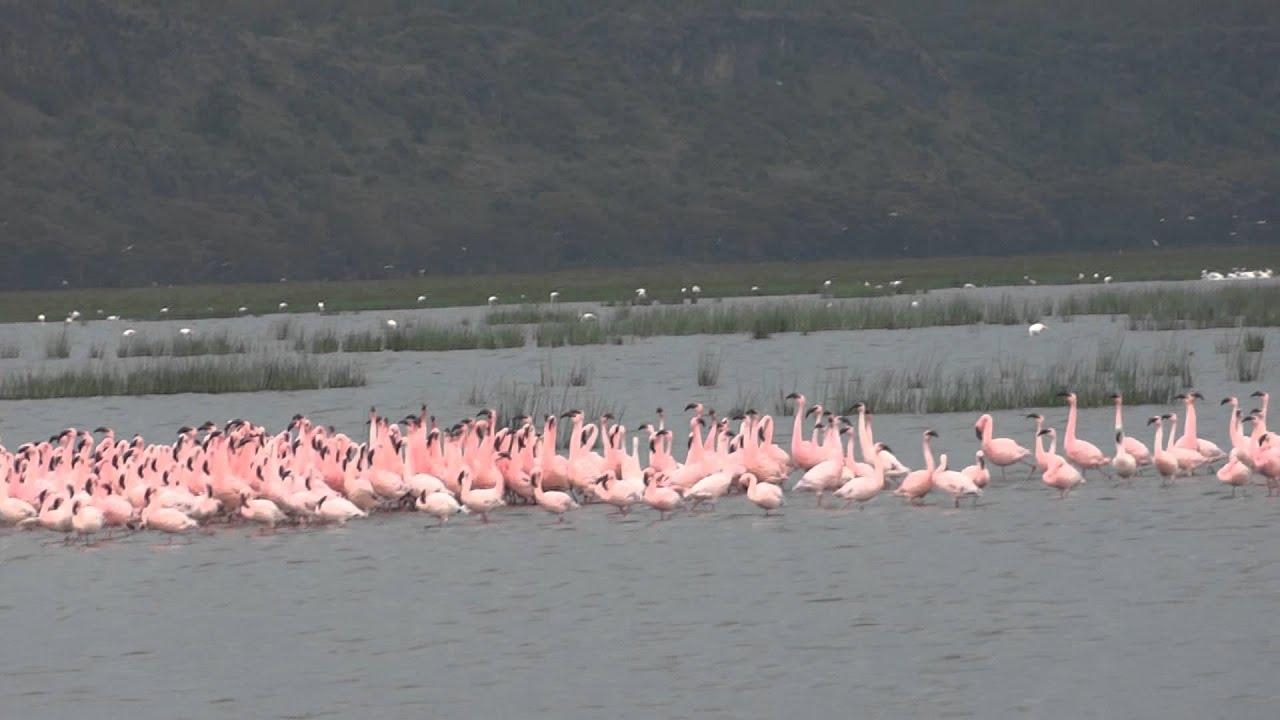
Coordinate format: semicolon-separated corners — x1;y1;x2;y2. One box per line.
2;388;1276;544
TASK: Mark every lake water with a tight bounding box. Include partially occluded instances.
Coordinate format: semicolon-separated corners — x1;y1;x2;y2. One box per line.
3;281;1279;719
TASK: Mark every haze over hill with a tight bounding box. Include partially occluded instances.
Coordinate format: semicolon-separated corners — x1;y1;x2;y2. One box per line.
1;1;1277;289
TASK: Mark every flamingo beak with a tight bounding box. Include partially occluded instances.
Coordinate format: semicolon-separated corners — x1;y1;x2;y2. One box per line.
1220;397;1232;405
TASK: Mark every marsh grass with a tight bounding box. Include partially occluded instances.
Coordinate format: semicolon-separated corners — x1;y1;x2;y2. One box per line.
1244;331;1266;352
117;331;250;357
0;357;365;399
295;330;341;354
815;341;1189;415
43;330;72;359
696;349;722;387
271;318;297;341
534;295;1052;346
1228;346;1265;383
464;380;620;433
0;342;19;359
486;305;579;325
88;343;107;359
534;321;613;347
1112;285;1280;330
326;324;525;352
538;356;592;387
385;324;524;352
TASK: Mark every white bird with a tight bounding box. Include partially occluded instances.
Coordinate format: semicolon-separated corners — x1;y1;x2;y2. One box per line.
178;328;192;336
684;471;733;512
962;282;977;288
690;285;702;295
237;306;249;313
240;495;288;529
36;314;45;323
314;495;366;524
71;501;105;543
416;295;427;303
69;310;81;319
278;302;288;310
316;301;325;312
106;314;120;321
910;300;920;308
122;328;136;337
745;472;785;516
487;295;499;306
1028;322;1047;337
750;285;760;293
579;312;597;322
416;490;466;525
1103;276;1113;284
385;319;398;329
549;291;560;303
160;307;169;314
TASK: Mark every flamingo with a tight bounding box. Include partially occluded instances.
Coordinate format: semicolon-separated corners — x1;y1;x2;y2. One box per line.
1056;392;1110;475
784;393;825;470
70;501;105;544
894;429;937;504
744;472;784;516
932;454;984;507
240;494;287;529
684;470;733;512
1111;430;1138;482
416;490;466;525
1109;393;1151;466
1216;450;1251;497
314;495;367;524
1174;392;1227;466
834;442;886;510
532;471;579;522
1036;429;1084;498
459;469;504;523
973;414;1032;479
960;451;990;489
1148;416;1179;486
1164;413;1207;476
641;470;683;520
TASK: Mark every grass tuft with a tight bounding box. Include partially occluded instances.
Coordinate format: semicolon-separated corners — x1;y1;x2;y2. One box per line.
44;330;71;359
0;357;365;399
696;349;722;387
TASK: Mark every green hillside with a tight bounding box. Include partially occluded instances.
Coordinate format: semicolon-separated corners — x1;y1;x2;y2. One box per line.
1;1;1277;289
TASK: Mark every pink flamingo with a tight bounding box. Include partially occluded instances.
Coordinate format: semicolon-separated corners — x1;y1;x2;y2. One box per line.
1036;428;1084;498
1056;392;1110;475
745;472;784;515
784;393;825;470
532;471;579;522
960;451;990;489
1147;416;1179;486
641;469;683;520
974;414;1032;480
932;453;984;507
1108;393;1151;466
894;429;937;504
1216;449;1251;496
1174;392;1227;465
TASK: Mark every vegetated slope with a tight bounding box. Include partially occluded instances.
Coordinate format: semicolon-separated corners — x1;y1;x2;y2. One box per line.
1;1;1277;289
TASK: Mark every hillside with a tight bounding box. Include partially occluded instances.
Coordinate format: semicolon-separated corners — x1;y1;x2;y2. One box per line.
1;1;1277;289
